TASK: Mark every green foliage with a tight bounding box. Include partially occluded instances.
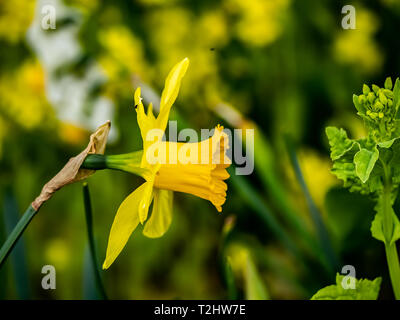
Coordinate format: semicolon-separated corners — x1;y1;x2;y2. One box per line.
326;78;400;195
326;127;383;194
354;147;379;183
311;274;381;300
326;78;400;299
325;127;355;161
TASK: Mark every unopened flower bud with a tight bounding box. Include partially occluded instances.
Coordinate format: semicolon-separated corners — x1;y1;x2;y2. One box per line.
385;77;393;90
363;84;371;95
379;91;388;105
383;89;394;99
374;101;383;110
372;84;380;93
368;92;375;103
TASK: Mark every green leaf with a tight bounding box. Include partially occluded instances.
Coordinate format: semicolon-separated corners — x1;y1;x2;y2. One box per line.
378;138;397;149
326;127;355;160
311;273;381;300
354;147;379;183
371;210;400;246
331;155;383;195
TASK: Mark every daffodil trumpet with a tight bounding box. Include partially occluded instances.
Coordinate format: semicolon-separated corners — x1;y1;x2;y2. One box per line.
85;58;231;269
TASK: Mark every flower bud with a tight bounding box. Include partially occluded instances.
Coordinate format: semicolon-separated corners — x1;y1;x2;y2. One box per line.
363;84;371;95
385;77;393;90
368;92;375;103
379;91;388;105
374;101;383;110
383;89;394;99
372;84;380;93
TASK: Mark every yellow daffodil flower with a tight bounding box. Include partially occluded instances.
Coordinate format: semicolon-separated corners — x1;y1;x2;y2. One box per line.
103;58;231;269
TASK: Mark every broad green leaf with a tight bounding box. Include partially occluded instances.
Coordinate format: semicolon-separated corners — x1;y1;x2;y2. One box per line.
354;147;379;183
311;274;381;300
326;127;355;160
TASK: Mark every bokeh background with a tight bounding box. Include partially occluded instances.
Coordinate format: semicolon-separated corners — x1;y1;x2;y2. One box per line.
1;0;400;299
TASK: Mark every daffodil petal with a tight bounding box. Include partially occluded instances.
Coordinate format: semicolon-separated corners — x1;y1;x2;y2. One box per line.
103;181;151;269
158;57;189;131
134;87;144;109
138;179;154;224
147;102;155;121
135;87;153;142
143;189;173;238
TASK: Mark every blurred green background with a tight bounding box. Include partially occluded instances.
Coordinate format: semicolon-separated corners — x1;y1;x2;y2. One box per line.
1;0;400;299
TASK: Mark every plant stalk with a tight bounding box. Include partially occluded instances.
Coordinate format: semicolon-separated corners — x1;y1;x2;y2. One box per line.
381;161;400;299
0;205;37;269
82;183;108;299
385;242;400;299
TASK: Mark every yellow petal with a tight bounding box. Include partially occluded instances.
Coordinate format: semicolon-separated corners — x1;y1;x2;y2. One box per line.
143;189;173;238
147;102;155;121
135;87;153;142
134;87;144;109
138;179;154;224
103;181;151;269
157;57;189;131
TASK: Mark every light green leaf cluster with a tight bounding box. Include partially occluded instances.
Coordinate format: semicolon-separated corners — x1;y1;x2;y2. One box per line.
311;274;382;300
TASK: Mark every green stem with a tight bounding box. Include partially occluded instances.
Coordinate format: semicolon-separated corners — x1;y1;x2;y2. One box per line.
380;159;400;299
82;152;148;178
385;243;400;299
0;205;37;269
82;183;108;299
